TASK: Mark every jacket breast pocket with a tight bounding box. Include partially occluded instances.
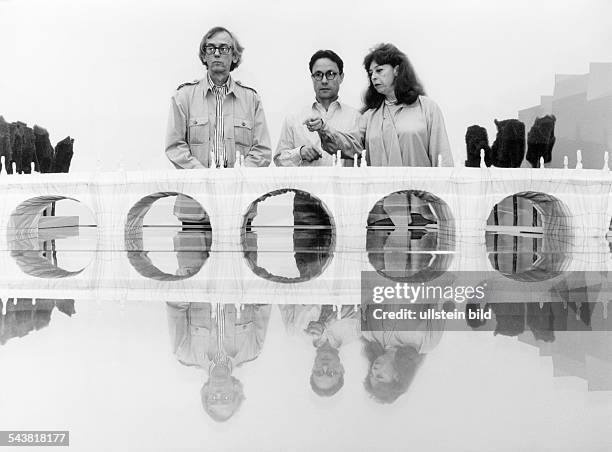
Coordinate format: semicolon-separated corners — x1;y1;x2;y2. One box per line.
188;117;209;145
234;118;253;148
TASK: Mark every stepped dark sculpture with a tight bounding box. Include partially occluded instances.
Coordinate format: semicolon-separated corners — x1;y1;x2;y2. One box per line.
8;122;25;174
526;115;556;168
491;119;526;168
0;116;10;173
465;125;492;167
1;116;75;174
20;124;36;174
33;125;55;173
51;136;74;173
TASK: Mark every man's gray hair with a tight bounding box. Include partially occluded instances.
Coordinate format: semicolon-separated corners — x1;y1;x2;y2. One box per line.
198;26;244;71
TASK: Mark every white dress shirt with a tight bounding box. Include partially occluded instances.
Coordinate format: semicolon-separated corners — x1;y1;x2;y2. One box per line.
274;99;361;167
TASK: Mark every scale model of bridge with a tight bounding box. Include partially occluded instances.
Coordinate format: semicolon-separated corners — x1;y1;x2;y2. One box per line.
1;166;612;308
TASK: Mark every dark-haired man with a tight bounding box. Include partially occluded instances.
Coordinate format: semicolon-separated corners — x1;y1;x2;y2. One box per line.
166;26;272;224
275;49;360;167
280;304;360;397
274;50;361;225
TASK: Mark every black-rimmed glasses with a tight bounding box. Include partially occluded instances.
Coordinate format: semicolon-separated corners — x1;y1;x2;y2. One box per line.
312;368;341;377
204;44;233;55
311;71;339;81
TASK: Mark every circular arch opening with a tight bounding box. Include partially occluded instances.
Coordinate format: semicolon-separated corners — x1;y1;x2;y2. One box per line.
367;228;454;283
487;191;573;235
241;188;336;229
241;189;335;283
125;192;211;280
8;196;97;278
486;233;572;282
366;190;454;230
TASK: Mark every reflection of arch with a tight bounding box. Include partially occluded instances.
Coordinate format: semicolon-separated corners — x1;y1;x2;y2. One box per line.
367;190;454;230
242;188;336;228
125;192;208;233
366;228;454;283
8;195;97;232
242;228;334;283
487;233;572;282
10;236;85;278
126;230;211;281
488;191;573;235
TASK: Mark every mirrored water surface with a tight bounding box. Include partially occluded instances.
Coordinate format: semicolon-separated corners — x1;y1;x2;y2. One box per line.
1;226;611;451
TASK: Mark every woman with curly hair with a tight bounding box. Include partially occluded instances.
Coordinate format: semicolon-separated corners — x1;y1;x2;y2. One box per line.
306;42;453;167
361;303;445;403
306;43;453;225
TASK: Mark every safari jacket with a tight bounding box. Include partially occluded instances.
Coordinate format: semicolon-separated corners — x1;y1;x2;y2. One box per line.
165;76;271;220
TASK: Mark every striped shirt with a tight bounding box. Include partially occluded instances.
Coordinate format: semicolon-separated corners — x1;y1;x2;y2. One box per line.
207;74;229;168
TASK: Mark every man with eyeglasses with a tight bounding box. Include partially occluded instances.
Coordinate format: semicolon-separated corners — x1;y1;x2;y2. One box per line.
165;26;272;225
167;302;272;422
281;304;360;397
275;49;360;168
274;50;361;225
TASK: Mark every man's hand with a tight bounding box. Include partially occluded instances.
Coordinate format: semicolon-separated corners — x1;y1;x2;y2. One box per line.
299;145;322;163
303;115;325;133
305;321;324;337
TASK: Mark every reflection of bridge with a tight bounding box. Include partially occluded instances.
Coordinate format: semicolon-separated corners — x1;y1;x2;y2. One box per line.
2;166;612;247
1;227;612;309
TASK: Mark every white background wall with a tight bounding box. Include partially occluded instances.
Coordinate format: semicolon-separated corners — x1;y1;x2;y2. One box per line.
1;0;611;172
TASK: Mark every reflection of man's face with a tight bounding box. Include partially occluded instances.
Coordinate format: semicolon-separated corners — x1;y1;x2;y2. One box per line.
204;31;238;78
202;371;238;421
311;347;344;391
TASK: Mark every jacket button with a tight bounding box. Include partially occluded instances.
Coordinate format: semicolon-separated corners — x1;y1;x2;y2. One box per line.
242;122;246;126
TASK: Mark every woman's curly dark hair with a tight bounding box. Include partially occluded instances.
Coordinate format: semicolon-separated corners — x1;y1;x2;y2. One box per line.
362;43;425;113
362;339;423;403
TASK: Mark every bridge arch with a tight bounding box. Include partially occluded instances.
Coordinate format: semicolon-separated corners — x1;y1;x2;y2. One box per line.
125;191;209;233
486;233;573;281
366;189;454;229
487;191;573;235
241;188;336;229
124;192;211;280
7;196;97;278
7;195;97;233
241;188;336;283
366;228;454;283
126;230;211;281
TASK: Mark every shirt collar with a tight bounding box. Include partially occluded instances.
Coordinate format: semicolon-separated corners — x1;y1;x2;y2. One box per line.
312;98;342;114
206;73;232;93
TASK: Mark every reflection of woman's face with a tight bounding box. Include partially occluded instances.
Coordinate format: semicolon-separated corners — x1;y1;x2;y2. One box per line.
369;354;398;385
369;61;396;98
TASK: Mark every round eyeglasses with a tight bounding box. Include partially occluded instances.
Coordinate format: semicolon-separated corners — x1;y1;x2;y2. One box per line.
204;45;233;56
312;368;341;377
311;71;339;81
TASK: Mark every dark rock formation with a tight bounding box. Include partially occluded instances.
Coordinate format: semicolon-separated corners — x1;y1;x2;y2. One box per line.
0;116;10;173
33;125;55;173
20;124;36;174
491;119;526;168
526;115;556;168
465;125;492;167
51;136;74;173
